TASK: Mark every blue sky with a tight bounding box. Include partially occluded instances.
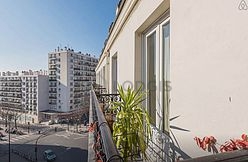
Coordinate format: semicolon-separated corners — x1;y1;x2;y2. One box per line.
0;0;118;72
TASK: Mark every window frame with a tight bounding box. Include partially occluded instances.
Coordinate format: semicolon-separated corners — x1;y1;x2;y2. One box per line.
142;17;170;131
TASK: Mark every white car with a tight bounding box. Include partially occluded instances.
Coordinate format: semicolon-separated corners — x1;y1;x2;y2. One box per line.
48;120;55;125
0;136;7;141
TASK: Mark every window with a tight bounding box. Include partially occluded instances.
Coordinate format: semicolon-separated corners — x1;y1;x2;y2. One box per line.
143;17;170;132
162;22;170;132
147;31;156;125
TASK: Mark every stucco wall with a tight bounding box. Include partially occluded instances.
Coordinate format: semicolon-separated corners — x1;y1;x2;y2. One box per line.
97;0;166;92
171;0;248;157
60;51;70;112
38;75;49;112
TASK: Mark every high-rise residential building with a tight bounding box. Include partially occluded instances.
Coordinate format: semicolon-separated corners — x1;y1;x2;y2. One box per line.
0;70;49;124
48;47;98;113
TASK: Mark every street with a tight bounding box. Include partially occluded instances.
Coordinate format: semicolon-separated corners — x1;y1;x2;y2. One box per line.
0;127;88;162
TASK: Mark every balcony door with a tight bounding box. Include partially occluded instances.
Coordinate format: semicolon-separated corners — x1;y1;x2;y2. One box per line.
144;19;170;132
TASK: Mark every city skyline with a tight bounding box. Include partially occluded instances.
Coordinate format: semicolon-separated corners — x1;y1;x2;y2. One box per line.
0;0;118;72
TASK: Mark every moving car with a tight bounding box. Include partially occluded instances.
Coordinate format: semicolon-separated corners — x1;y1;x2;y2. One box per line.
43;149;56;161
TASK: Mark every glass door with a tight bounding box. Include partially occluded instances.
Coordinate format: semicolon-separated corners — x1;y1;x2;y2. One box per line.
144;18;170;132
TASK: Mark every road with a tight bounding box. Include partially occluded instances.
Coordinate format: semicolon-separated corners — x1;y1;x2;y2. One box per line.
0;128;88;162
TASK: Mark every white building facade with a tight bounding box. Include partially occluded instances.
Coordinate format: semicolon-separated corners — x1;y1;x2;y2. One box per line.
48;47;98;113
0;70;49;123
96;0;248;157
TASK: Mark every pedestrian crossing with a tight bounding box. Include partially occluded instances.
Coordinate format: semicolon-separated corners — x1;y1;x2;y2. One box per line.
0;134;32;144
55;131;88;140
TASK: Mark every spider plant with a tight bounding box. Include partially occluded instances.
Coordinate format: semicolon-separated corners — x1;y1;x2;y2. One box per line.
111;85;151;162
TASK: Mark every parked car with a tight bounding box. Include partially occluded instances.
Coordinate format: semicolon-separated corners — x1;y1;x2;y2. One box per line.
48;120;55;125
0;132;6;137
4;128;24;135
43;149;56;161
16;130;25;135
0;136;7;141
58;119;67;124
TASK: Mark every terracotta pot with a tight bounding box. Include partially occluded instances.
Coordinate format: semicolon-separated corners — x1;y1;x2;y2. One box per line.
105;113;114;133
99;103;104;112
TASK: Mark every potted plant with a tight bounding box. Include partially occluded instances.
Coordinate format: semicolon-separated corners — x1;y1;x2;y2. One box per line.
111;85;151;162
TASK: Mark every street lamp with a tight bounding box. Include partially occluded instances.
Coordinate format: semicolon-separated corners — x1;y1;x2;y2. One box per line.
67;119;69;131
27;122;30;133
76;118;79;132
35;129;51;162
8;113;10;162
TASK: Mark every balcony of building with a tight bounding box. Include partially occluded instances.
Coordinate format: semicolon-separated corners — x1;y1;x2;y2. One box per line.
0;102;22;110
0;77;22;82
0;87;22;92
49;77;57;81
88;86;248;162
49;65;57;70
49;83;57;87
0;93;22;98
0;82;22;87
49;90;57;94
88;85;191;162
49;60;56;65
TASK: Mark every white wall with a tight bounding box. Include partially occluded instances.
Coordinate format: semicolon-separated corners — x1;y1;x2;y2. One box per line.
171;0;248;157
97;0;167;91
38;75;49;112
60;51;70;112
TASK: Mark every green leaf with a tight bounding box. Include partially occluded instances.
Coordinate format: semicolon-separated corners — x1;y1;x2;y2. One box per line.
111;84;151;161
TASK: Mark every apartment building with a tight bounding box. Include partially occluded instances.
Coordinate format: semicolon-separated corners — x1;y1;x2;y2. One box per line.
48;47;98;113
0;70;49;123
96;0;248;157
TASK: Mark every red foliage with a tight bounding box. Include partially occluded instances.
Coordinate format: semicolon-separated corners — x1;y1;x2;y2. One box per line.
194;134;248;154
194;136;218;153
88;122;97;132
220;134;248;152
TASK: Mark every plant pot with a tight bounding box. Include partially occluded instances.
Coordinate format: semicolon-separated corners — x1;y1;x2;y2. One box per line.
105;113;114;133
99;103;104;112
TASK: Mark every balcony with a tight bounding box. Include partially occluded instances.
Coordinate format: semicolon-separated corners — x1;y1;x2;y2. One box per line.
49;78;57;81
88;86;190;162
49;84;57;87
49;96;57;99
49;90;57;94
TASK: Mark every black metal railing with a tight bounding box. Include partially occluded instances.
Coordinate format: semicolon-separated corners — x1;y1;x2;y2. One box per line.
146;125;191;162
97;94;121;104
89;88;123;162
